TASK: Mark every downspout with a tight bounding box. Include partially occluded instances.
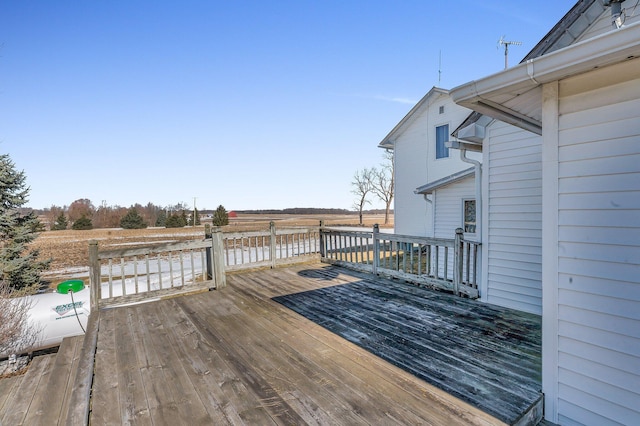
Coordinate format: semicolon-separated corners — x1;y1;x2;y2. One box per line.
459;149;482;241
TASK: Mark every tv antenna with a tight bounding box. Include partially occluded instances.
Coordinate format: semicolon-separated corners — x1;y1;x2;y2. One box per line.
498;36;522;69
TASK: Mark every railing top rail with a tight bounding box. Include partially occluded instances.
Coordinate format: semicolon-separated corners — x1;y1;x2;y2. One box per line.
222;227;318;239
320;229;373;239
379;233;454;247
275;227;318;235
97;239;211;260
223;230;270;239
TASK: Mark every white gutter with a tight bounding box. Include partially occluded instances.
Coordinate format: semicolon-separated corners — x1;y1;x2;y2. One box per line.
451;20;640;107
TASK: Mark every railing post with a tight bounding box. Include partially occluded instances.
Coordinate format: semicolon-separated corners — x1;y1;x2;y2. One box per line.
454;228;463;296
372;224;380;276
211;227;226;288
89;240;101;310
269;221;277;268
319;220;325;259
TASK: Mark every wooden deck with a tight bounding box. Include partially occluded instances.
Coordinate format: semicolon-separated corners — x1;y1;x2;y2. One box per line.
1;263;542;425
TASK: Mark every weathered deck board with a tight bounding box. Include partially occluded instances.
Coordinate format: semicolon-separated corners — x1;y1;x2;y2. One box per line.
0;375;22;416
90;263;505;425
0;353;55;426
273;265;542;425
26;335;83;426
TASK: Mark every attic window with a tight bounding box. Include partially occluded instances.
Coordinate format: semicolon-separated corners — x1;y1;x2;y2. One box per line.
439;106;445;114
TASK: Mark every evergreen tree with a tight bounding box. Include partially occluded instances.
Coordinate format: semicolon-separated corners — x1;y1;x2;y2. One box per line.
51;212;68;231
155;210;167;227
72;215;93;230
120;208;147;229
165;212;186;228
0;154;50;293
212;205;229;226
188;208;201;226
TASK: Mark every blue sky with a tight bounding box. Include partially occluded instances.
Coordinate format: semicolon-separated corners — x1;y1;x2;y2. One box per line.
1;1;576;211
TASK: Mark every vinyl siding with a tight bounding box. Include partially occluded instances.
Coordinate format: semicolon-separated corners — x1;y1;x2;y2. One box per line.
393;106;430;236
484;121;542;314
391;92;476;237
433;177;475;280
554;68;640;425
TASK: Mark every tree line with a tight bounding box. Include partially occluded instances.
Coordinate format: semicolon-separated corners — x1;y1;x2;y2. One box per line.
35;201;230;230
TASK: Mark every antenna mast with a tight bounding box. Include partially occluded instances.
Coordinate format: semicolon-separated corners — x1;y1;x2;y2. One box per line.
498;36;522;69
438;50;442;85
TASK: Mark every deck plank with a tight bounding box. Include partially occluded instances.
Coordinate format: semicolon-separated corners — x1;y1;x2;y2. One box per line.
0;375;22;418
155;299;256;425
180;292;378;425
133;302;213;425
26;336;83;425
0;354;55;426
90;309;124;425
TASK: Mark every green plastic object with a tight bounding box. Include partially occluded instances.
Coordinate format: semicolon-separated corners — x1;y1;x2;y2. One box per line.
56;279;85;294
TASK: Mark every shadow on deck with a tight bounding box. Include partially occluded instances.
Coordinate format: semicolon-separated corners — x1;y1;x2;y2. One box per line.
276;266;542;425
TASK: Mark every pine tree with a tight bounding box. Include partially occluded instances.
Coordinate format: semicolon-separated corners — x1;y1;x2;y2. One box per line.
72;215;93;230
155;210;167;227
212;205;229;226
51;212;68;230
188;208;201;226
165;213;186;228
0;154;50;293
120;208;147;229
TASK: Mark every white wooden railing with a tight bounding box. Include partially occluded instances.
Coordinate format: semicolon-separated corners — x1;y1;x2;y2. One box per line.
320;225;480;298
89;222;480;308
89;223;320;308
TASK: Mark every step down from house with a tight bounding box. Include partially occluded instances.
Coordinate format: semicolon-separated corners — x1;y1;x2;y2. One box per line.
0;335;84;426
27;336;84;425
0;352;56;425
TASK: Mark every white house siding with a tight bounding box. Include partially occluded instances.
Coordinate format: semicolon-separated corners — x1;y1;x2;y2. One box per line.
433;177;475;280
393;107;431;237
434;177;475;239
484;121;542;314
553;66;640;425
390;91;477;237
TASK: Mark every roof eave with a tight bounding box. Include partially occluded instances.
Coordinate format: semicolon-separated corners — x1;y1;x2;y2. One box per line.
450;21;640;130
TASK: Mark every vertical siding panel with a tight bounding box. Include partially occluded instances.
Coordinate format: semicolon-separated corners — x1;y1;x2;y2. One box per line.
555;74;640;424
485;122;543;314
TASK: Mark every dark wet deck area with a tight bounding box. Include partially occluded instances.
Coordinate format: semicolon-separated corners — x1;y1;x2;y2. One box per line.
275;266;542;425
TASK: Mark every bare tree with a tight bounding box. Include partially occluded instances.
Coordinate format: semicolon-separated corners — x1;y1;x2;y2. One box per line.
351;168;374;226
67;198;95;224
371;151;394;225
0;282;41;357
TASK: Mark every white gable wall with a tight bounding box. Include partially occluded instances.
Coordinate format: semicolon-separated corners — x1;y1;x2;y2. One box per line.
543;59;640;425
391;92;477;237
483;121;542;314
393;106;431;236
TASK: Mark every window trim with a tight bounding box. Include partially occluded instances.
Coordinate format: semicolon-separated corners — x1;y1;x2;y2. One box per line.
435;123;450;160
462;198;477;235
